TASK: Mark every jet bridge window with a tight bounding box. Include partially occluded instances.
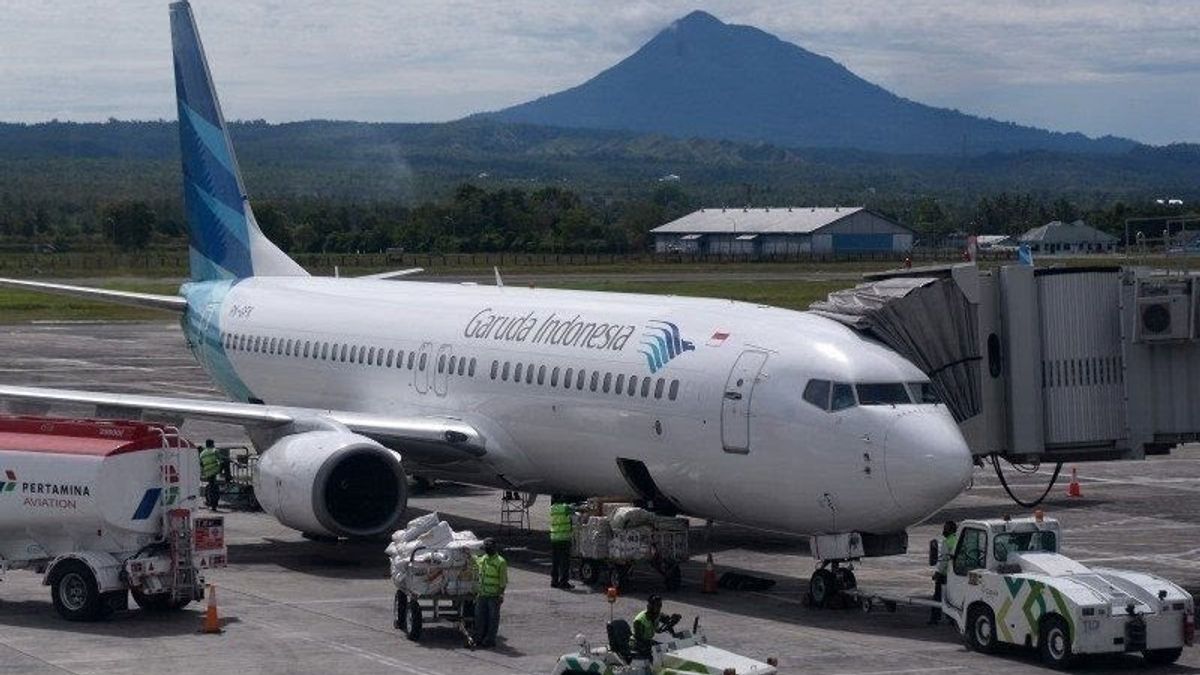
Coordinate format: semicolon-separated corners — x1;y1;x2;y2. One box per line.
855;383;911;406
803;379;831;410
830;383;856;411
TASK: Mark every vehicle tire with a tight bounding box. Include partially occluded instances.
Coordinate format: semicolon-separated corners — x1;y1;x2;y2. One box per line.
663;564;682;592
393;591;407;631
965;603;998;654
808;568;840;608
49;560;102;622
1143;648;1182;666
1038;615;1076;669
835;568;857;591
404;599;423;641
578;559;601;586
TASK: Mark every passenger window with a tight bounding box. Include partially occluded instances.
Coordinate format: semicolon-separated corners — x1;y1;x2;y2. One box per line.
269;337;278;354
654;378;665;399
802;379;831;410
501;361;510;381
386;349;394;368
526;365;535;384
438;355;446;374
602;372;612;393
368;347;376;365
468;358;477;377
340;344;348;362
419;353;427;371
576;370;586;390
458;358;466;376
320;343;328;360
628;376;638;396
551;367;560;387
615;374;625;393
589;371;599;391
490;361;499;380
641;378;651;397
285;339;293;356
831;383;856;411
303;341;311;358
407;352;415;369
514;363;524;382
349;346;358;364
953;528;987;576
564;368;574;388
239;335;247;350
668;379;680;401
537;365;546;385
448;356;457;374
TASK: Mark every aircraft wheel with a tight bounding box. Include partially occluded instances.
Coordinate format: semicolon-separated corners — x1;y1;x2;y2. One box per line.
808;568;839;608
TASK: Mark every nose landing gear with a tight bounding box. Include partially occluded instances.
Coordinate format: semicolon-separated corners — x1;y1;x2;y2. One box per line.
807;562;857;608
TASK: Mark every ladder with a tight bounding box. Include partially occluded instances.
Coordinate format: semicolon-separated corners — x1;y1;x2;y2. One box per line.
500;491;530;531
156;426;196;604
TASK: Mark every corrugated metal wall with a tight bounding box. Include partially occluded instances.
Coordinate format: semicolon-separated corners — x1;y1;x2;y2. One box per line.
1037;271;1125;446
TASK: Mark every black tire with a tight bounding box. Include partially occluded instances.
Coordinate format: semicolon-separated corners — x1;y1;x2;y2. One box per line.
579;559;601;585
965;603;998;654
49;560;102;622
404;599;423;641
663;564;682;592
131;589;189;611
393;591;407;631
808;568;839;608
1039;615;1076;669
1143;647;1182;666
836;568;857;591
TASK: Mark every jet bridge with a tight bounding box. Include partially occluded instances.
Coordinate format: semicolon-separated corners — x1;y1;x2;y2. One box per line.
811;264;1200;466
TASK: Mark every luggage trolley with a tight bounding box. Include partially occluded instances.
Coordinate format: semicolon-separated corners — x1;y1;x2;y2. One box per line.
391;546;477;645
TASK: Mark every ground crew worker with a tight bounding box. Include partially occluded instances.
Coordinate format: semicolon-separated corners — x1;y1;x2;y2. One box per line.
549;495;574;589
473;538;507;648
632;594;682;659
199;439;221;512
930;520;958;624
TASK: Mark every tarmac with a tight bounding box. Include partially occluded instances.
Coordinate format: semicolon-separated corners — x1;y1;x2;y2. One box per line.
0;321;1198;674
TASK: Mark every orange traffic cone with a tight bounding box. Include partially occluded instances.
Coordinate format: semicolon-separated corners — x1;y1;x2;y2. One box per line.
201;583;223;634
701;553;718;594
1066;467;1082;498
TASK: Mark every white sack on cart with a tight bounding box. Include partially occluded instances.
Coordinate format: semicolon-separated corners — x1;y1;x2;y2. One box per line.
391;512;440;543
611;506;653;530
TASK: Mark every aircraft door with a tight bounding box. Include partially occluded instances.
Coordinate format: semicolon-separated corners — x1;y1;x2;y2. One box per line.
433;344;452;397
413;342;432;394
721;350;769;453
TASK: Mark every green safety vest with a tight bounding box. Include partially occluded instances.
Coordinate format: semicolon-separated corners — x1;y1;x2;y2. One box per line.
549;503;573;542
199;447;221;480
475;553;508;597
937;532;958;575
631;609;656;646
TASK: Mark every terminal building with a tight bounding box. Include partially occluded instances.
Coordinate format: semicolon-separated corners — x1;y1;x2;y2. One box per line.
1019;219;1118;254
651;207;914;255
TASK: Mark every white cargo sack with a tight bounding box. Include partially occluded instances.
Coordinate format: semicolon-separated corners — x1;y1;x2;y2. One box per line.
392;512;440;543
611;506;653;530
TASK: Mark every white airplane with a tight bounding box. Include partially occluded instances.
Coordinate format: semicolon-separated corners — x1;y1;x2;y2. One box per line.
0;1;972;573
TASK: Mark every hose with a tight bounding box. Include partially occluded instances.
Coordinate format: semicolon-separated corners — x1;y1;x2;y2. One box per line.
991;454;1063;508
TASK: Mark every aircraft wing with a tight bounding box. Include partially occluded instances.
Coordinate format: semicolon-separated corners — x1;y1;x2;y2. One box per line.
0;278;187;313
357;268;424;280
0;385;486;458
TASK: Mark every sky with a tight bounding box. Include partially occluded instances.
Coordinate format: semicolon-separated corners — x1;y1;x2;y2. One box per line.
0;1;1197;145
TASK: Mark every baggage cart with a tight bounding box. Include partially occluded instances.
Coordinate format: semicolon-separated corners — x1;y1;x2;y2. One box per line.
391;545;477;645
572;509;688;591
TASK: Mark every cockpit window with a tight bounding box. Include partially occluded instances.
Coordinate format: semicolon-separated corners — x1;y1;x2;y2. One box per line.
907;381;940;404
830;383;856;411
802;379;831;410
856;383;912;406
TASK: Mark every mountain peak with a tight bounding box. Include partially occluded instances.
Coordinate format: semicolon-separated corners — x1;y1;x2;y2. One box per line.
485;12;1137;155
673;10;724;30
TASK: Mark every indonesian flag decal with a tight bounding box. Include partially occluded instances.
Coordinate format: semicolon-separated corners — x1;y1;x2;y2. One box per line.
707;330;730;347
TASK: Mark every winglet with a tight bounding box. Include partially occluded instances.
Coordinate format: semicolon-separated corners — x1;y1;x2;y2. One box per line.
169;1;307;281
494;266;504;288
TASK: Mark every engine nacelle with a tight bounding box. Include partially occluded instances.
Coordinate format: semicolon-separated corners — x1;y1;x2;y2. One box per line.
254;431;407;538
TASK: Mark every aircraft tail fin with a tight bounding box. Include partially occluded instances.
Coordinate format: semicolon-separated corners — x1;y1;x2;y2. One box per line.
169;1;308;281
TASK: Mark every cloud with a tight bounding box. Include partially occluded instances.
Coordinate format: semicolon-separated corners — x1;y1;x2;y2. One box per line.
0;0;1195;143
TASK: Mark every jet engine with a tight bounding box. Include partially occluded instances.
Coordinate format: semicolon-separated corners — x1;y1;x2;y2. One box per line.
254;431;407;538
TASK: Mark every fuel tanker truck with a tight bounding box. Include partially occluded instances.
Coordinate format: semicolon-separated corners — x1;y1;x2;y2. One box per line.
0;416;225;620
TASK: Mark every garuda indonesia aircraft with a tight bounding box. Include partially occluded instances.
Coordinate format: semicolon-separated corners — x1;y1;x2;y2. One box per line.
0;1;972;569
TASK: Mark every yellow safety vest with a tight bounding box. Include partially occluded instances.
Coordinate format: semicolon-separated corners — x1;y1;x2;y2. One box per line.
549;503;573;542
199;448;221;480
937;532;958;575
475;553;507;597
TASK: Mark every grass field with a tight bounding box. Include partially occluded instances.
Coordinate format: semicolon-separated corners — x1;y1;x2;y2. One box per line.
0;281;181;323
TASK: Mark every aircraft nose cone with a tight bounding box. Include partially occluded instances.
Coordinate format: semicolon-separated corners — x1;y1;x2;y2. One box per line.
884;410;973;520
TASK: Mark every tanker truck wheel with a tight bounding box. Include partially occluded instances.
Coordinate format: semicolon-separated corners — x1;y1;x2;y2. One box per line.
49;560;102;621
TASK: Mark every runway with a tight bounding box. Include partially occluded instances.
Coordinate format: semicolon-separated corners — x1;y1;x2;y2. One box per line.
0;322;1197;674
